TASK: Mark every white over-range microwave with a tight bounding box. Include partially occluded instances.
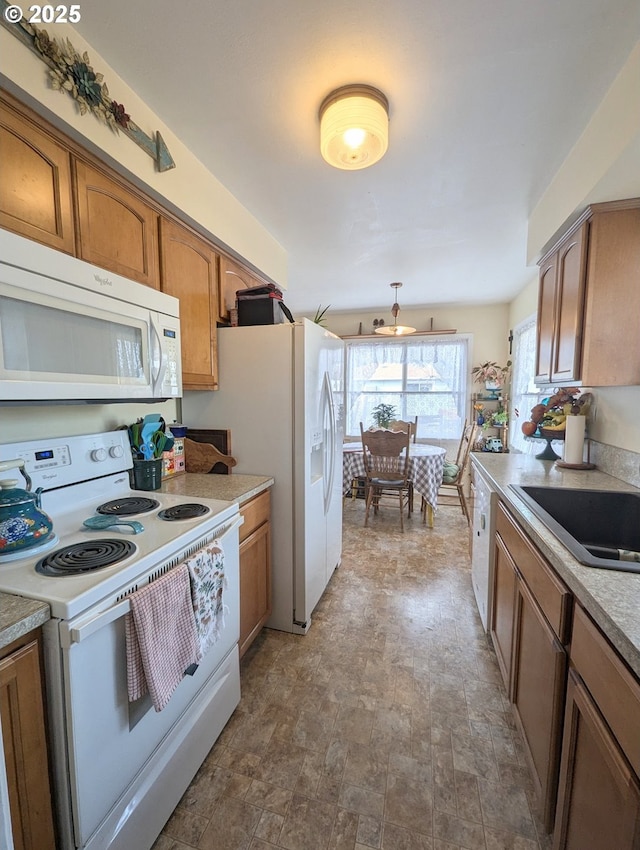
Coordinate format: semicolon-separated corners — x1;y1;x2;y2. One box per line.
0;229;182;403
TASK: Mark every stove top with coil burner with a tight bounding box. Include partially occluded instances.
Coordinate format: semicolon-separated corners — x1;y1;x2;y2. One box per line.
97;496;160;516
36;539;137;576
0;430;238;618
157;503;211;521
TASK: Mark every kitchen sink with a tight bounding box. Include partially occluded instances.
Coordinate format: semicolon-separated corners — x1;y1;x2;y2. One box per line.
509;485;640;574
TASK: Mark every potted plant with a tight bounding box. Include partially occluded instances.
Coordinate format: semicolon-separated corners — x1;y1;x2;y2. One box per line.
371;403;397;429
313;305;330;326
472;361;511;392
489;410;509;428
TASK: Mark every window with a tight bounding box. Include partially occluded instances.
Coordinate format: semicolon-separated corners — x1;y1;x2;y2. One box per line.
345;336;469;440
509;316;546;453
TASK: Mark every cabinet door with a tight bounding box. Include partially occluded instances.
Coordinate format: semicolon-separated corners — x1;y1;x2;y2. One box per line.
0;639;56;850
0;101;74;253
535;253;557;384
159;218;219;390
74;160;159;288
489;534;517;690
218;255;262;324
511;580;567;831
553;670;640;850
239;521;271;658
550;223;588;383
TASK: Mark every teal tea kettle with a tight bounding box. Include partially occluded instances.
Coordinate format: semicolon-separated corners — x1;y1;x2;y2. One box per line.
0;459;54;555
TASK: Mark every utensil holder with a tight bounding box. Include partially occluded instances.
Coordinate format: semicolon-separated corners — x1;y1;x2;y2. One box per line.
132;458;163;491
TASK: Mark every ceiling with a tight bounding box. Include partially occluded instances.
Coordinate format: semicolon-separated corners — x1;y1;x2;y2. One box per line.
75;1;640;314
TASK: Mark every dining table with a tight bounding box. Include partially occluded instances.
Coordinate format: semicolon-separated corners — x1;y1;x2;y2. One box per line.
342;442;447;527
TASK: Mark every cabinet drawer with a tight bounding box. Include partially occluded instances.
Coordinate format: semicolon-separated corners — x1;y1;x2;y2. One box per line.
497;503;571;642
570;604;640;776
240;490;270;541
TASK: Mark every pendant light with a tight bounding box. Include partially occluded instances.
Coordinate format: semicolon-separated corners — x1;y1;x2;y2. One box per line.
374;282;416;336
319;84;389;170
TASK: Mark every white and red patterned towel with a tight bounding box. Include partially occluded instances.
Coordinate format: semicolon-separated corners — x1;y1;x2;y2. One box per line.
125;563;200;712
186;540;227;658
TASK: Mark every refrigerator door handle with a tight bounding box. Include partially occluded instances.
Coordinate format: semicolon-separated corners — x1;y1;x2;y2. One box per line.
321;372;336;515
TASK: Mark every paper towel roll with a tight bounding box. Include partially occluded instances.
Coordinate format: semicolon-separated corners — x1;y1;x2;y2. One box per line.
564;416;586;465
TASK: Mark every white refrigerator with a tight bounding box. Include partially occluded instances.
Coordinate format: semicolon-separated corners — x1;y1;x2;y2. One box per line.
182;319;345;634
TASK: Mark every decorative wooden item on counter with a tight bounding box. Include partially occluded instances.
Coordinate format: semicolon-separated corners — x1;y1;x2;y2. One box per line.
184;438;236;474
185;429;233;474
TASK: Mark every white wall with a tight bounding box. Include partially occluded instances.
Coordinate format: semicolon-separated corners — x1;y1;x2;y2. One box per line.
0;21;287;447
0;25;287;288
523;41;640;455
528;41;640;262
1;400;179;445
508;277;538;329
323;303;511;373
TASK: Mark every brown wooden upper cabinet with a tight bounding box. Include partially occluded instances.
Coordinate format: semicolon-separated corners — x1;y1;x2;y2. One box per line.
217;254;264;324
74;160;160;289
535;199;640;387
0;98;75;254
159;218;219;390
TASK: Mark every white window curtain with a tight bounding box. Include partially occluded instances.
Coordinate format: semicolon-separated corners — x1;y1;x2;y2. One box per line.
509;317;546;453
345;336;469;440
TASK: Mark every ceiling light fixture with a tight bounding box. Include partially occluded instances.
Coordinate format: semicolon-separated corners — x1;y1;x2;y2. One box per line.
374;282;416;336
319;84;389;170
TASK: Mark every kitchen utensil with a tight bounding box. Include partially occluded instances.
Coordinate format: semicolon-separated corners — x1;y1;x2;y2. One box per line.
83;516;144;534
140;421;160;455
142;414;162;426
0;464;54;555
151;431;167;456
139;442;154;460
130;422;141;449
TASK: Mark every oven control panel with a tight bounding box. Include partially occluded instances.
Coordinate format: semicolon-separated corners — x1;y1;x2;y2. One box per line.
0;431;132;491
9;444;71;471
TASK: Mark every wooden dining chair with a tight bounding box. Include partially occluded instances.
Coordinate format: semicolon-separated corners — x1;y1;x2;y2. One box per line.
388;417;418;443
387;417;418;509
422;420;476;523
360;423;412;531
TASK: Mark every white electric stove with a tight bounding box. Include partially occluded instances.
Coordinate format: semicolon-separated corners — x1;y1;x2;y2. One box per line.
0;430;242;850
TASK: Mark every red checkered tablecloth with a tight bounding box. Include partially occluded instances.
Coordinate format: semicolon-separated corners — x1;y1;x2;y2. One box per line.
343;443;446;512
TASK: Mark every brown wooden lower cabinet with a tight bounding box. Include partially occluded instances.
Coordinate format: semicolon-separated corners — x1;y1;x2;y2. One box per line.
552;604;640;849
0;633;56;850
490;503;571;832
490;533;517;687
511;579;567;830
553;669;640;850
238;490;271;658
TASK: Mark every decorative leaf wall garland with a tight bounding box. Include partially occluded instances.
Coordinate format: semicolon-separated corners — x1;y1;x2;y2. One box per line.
1;4;175;172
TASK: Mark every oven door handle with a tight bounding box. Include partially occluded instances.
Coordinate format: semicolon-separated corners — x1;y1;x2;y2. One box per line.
67;598;131;645
65;512;244;646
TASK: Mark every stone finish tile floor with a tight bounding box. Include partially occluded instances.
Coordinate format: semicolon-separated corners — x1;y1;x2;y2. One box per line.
153;499;553;850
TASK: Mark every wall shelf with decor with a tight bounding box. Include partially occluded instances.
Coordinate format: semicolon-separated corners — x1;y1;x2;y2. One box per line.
471;393;509;452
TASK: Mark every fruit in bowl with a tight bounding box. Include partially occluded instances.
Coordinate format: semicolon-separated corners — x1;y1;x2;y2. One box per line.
521;388;593;438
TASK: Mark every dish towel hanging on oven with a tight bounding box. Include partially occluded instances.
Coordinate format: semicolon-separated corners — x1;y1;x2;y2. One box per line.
186;539;228;658
125;563;200;712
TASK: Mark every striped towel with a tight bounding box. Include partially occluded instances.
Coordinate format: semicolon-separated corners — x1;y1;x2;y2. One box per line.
125;563;200;712
186;540;227;658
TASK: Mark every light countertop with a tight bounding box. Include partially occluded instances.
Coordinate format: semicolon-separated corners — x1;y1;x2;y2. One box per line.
0;592;50;650
471;452;640;678
158;472;273;505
